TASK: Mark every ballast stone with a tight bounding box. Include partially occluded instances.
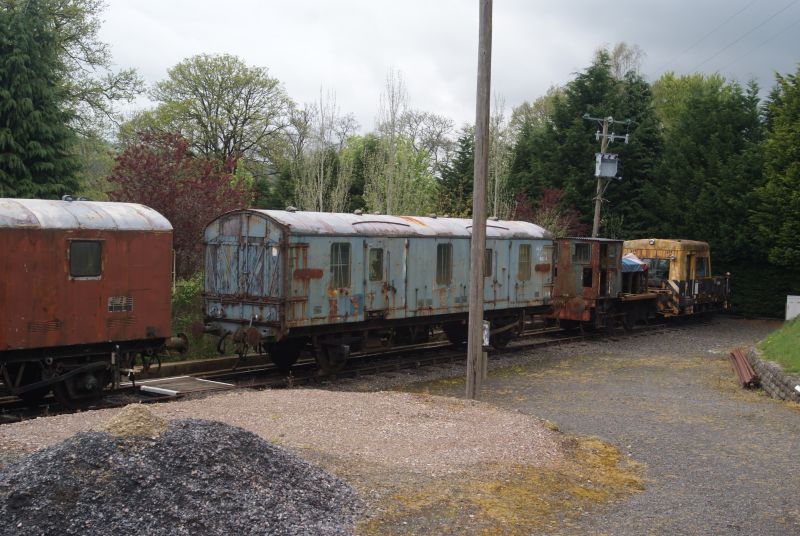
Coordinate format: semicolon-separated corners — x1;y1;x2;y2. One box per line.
0;418;362;536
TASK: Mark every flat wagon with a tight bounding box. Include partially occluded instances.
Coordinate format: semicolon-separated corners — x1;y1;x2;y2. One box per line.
0;198;174;405
200;209;554;373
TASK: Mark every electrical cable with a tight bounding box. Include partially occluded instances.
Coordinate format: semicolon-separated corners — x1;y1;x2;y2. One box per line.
717;13;800;71
653;0;758;75
691;0;800;72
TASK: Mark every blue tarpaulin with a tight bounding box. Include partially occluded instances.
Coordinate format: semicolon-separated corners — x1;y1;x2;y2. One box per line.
622;253;648;273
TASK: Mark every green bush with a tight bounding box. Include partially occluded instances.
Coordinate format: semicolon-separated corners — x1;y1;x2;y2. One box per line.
171;273;219;359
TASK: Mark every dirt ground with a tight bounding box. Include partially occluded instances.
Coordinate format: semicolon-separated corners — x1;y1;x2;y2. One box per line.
397;317;800;535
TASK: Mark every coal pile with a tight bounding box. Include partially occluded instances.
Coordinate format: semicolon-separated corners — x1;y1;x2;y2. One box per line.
0;409;362;535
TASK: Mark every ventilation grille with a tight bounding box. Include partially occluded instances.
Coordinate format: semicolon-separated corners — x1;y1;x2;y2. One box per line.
108;296;133;313
28;320;63;333
107;316;136;328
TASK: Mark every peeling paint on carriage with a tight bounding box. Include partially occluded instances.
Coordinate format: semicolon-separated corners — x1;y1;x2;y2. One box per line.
202;209;554;363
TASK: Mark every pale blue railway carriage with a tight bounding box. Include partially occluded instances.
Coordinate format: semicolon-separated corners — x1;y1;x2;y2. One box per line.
202;209;554;373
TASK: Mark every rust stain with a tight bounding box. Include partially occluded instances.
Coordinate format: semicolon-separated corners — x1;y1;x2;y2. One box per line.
293;268;323;280
397;216;427;227
350;296;360;315
535;263;551;273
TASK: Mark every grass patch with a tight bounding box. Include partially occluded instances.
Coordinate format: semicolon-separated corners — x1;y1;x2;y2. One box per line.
358;435;645;535
758;317;800;373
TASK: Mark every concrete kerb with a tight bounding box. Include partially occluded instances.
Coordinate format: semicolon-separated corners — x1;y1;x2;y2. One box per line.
745;347;800;404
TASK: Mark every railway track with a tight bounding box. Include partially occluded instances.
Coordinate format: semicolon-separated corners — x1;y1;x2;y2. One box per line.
0;320;690;424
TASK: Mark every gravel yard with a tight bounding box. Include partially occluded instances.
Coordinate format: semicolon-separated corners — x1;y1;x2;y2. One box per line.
376;316;798;535
1;316;794;535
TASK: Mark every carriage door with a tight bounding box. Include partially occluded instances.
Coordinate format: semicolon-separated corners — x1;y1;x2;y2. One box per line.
364;240;387;316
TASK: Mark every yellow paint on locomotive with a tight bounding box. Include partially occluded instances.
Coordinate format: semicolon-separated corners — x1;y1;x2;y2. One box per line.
623;238;715;281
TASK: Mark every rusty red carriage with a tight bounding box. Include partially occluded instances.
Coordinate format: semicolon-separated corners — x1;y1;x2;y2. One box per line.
0;198;176;405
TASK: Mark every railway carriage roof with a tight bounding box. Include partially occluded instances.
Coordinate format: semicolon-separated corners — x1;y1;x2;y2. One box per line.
0;198;172;231
623;238;710;251
235;209;552;239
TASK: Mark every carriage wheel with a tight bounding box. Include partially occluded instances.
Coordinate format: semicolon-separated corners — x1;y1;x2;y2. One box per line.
442;322;468;346
269;339;304;373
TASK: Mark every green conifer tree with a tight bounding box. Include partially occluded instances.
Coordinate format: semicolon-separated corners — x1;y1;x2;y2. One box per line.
0;0;78;198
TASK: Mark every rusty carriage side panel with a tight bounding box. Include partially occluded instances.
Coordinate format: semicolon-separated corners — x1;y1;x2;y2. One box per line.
0;199;172;355
203;211;284;342
549;238;623;326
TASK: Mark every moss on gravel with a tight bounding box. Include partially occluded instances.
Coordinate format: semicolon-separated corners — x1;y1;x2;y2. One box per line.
358;435;645;535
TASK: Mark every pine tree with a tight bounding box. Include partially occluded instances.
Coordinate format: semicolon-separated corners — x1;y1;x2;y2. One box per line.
752;66;800;267
509;50;661;236
438;128;474;216
0;1;79;198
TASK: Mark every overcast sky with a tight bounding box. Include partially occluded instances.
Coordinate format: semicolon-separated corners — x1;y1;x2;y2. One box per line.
100;0;800;131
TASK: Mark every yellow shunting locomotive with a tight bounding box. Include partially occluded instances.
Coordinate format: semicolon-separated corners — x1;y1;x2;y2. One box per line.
622;238;730;317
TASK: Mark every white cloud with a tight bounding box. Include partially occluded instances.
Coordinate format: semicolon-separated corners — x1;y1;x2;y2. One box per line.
100;0;800;131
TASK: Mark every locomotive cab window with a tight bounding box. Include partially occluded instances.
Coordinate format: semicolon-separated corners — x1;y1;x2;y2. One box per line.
645;258;670;286
69;240;102;278
436;243;452;285
573;243;590;263
518;244;532;280
369;248;384;281
695;256;709;278
331;242;351;288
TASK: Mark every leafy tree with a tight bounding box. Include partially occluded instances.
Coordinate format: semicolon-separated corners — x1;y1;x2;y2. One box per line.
752;65;800;267
511;188;586;237
7;0;143;135
292;90;358;212
364;69;439;215
147;54;293;165
0;0;79;198
342;133;380;212
107;132;253;277
74;133;114;200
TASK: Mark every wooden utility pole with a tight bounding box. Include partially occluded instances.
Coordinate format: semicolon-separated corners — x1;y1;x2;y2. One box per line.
466;0;492;400
591;117;610;237
584;114;630;238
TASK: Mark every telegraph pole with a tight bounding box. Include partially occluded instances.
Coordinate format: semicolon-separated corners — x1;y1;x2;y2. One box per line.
583;114;630;237
466;0;492;400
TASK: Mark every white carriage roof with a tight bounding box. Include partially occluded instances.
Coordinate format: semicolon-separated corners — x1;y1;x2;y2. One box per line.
0;198;172;231
243;209;552;239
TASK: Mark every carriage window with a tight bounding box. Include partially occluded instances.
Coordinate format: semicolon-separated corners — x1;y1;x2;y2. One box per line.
69;240;102;278
330;243;351;288
695;256;709;278
436;243;452;285
369;248;383;281
484;249;493;277
518;244;532;280
573;243;590;263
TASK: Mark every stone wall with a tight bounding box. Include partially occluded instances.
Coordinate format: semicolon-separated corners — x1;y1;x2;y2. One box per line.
746;347;800;403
